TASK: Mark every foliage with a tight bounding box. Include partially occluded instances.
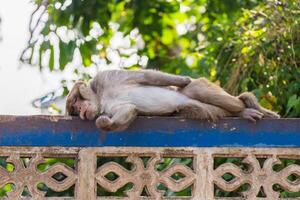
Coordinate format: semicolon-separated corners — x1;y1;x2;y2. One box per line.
21;0;259;79
215;0;300;117
22;0;300;117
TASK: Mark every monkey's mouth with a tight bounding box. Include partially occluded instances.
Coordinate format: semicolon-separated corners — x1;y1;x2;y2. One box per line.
82;108;94;120
79;108;88;120
84;110;89;120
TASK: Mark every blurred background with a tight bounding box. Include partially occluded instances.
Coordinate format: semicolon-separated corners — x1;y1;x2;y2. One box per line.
0;0;299;198
0;1;61;114
0;0;299;117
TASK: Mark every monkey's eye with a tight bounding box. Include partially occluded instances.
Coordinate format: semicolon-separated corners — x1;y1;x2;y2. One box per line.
70;97;79;115
73;96;78;104
78;92;86;100
70;107;78;116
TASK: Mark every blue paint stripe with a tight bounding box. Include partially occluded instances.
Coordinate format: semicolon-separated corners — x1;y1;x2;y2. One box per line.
0;116;299;147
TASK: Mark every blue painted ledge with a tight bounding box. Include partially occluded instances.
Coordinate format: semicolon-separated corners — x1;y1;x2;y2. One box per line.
0;115;299;147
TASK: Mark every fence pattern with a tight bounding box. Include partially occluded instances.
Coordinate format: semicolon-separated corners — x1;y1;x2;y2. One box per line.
0;147;300;199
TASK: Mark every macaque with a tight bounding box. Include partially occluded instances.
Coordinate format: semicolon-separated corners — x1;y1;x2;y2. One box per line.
66;70;279;131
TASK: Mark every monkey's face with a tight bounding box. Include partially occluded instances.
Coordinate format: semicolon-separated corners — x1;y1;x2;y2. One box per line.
66;82;98;120
70;96;97;120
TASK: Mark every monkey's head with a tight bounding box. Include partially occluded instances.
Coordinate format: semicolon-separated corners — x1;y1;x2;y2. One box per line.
66;81;99;120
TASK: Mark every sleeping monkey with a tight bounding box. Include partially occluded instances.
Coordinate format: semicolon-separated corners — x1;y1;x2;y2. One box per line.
66;69;279;131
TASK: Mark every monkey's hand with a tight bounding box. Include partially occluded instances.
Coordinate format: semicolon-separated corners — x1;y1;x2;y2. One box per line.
140;70;191;87
239;108;264;122
175;76;191;88
260;107;280;119
95;115;113;130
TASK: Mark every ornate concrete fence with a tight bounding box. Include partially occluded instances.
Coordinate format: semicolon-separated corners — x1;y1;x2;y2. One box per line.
0;116;299;200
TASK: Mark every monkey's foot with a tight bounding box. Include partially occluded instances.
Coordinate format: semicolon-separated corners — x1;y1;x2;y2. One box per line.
239;108;264;122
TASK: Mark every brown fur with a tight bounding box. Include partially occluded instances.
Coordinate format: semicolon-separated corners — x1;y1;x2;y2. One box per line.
180;78;245;112
66;69;279;131
238;92;280;118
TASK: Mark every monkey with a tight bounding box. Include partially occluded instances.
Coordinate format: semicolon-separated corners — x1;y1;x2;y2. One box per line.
66;69;279;131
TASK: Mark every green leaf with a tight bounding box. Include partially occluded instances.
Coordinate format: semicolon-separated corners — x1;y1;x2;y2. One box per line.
79;44;92;67
79;40;97;67
49;45;54;71
81;18;90;36
285;95;299;115
39;41;50;69
59;40;76;70
41;23;50;35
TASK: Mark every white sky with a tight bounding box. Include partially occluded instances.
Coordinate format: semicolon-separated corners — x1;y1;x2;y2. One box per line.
0;1;62;115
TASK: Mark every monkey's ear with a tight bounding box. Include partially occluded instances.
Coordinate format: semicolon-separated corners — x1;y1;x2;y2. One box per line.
67;81;86;102
65;81;86;115
79;84;94;100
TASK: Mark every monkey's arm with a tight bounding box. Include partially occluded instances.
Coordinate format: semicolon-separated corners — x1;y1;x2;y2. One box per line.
91;70;191;90
95;104;137;131
136;70;191;87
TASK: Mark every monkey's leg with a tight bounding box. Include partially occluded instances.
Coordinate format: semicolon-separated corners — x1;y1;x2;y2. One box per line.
136;70;191;87
95;104;137;131
180;78;280;118
178;100;263;122
178;99;232;121
180;78;246;113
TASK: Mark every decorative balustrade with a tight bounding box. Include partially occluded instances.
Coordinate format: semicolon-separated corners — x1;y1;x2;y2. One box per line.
0;116;299;199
